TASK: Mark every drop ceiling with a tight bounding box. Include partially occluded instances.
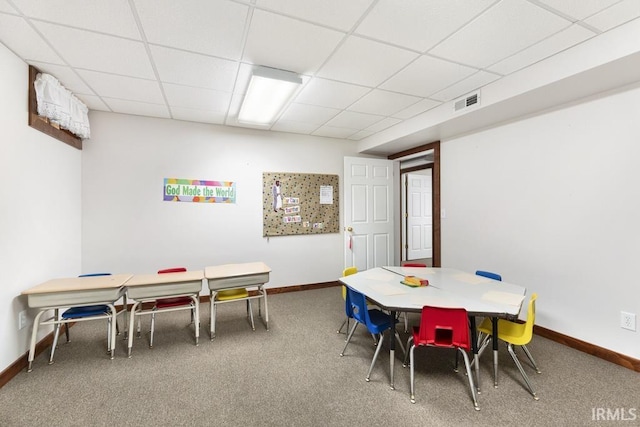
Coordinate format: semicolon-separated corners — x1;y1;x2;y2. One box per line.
1;0;639;155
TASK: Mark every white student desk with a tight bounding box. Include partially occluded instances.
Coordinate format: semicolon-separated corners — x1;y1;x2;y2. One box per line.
205;262;271;339
21;274;132;372
125;270;204;356
339;266;526;391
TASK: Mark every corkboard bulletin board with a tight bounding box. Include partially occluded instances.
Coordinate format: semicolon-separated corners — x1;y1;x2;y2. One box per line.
263;172;339;237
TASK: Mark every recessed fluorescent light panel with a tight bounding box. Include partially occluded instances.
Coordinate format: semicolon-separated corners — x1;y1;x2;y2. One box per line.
238;66;302;125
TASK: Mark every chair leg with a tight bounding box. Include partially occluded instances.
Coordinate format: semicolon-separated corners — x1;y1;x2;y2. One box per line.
149;313;155;348
247;300;255;331
458;347;480;411
521;344;541;373
337;317;349;334
403;312;408;333
211;301;217;340
340;321;359;356
470;334;492;369
394;330;406;360
107;318;112;354
49;322;61;365
366;332;385;382
64;322;70;343
403;336;414;367
507;343;539;400
409;344;416;403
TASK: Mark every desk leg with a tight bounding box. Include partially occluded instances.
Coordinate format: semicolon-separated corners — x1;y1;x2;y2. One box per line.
469;316;480;394
49;308;61;365
261;286;269;331
127;301;140;358
389;310;396;390
191;295;200;346
492;317;499;388
27;310;46;372
210;291;216;340
107;303;117;359
122;294;128;340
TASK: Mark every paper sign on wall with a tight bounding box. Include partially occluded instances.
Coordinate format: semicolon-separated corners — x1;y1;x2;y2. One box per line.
164;178;236;203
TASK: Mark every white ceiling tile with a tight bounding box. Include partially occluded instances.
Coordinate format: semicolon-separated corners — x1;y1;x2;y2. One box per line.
293;78;370;109
488;24;596;75
430;70;501;102
583;0;640;32
0;14;64;64
0;0;633;145
325;111;383;129
365;117;402;133
0;1;16;13
102;98;170;118
392;98;440;119
534;0;621;21
256;0;374;31
317;36;418;86
348;130;375;140
134;0;248;60
381;55;477;97
33;22;154;78
163;83;232;112
279;103;340;125
171;107;226;125
76;94;109;111
150;46;238;91
271;120;318;134
11;0;141;39
243;9;344;74
28;61;93;95
77;70;164;103
355;0;495;52
312;126;358;139
348;89;421;116
430;0;571;68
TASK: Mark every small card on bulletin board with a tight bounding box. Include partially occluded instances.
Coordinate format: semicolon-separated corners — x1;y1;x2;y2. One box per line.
263;172;339;236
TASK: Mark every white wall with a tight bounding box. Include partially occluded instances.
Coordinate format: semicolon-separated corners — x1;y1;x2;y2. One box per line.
82;112;360;289
0;43;82;373
441;84;640;359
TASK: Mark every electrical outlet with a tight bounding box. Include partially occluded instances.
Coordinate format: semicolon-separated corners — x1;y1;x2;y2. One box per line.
620;311;636;331
18;310;28;330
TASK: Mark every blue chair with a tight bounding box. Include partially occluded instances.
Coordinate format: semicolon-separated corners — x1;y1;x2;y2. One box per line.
340;286;405;382
49;273;118;364
475;270;502;281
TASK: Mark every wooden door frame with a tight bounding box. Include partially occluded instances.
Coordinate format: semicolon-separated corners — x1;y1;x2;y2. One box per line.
388;141;441;267
400;166;434;262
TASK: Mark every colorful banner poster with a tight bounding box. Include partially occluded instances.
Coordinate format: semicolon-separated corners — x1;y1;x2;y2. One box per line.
164;178;236;203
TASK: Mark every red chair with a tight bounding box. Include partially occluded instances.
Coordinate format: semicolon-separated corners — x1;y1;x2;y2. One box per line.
402;263;427;267
148;267;197;348
403;306;479;410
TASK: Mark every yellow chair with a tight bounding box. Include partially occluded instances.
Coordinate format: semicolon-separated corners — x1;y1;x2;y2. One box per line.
337;267;358;334
477;293;540;400
211;288;254;338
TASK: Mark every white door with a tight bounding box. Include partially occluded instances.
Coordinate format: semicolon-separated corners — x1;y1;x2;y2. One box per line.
406;171;432;260
343;156;394;272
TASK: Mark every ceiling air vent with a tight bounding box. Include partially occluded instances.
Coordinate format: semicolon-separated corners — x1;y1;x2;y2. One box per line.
454;91;480;112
